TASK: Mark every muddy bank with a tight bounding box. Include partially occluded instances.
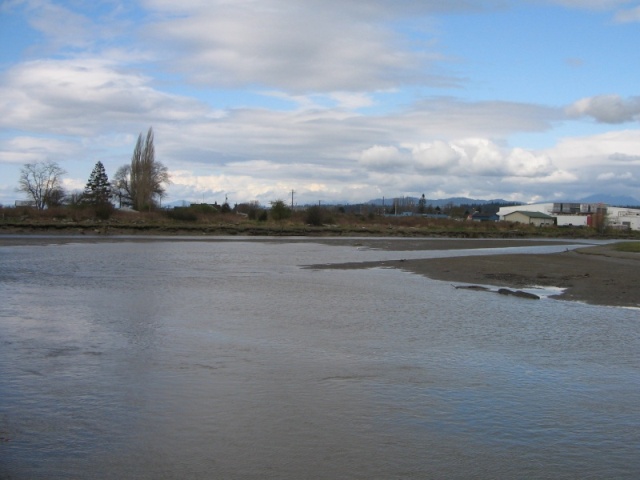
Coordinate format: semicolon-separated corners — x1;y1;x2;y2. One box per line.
310;243;640;308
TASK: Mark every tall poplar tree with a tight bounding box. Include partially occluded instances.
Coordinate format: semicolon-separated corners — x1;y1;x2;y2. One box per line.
113;127;170;210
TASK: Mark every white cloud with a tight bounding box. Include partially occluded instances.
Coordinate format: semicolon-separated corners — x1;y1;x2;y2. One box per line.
359;145;406;170
548;129;640;166
0;58;212;135
455;138;505;175
505;169;578;185
357;138;565;183
567;94;640;123
505;148;555;177
412;141;462;172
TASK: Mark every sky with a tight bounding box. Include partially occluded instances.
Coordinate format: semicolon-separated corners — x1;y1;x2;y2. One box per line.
1;0;639;207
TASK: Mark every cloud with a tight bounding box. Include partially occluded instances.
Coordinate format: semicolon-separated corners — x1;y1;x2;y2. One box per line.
609;152;640;162
357;138;563;181
139;0;480;92
505;169;578;185
359;145;407;170
614;5;640;22
3;0;639;206
567;94;640;123
412;141;462;172
403;98;558;139
0;58;212;135
548;129;640;165
596;171;635;181
532;129;640;200
4;0;133;55
0;136;81;165
505;148;555;177
25;0;95;50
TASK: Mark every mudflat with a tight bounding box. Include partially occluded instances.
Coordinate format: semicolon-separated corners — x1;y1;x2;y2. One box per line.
310;240;640;308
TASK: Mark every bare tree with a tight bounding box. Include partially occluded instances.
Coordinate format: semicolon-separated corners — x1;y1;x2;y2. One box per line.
114;128;170;210
18;161;66;210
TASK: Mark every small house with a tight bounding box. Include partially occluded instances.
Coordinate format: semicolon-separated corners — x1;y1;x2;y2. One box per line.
504;210;555;227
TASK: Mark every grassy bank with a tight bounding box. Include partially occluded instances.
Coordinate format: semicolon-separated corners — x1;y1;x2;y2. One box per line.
2;205;639;239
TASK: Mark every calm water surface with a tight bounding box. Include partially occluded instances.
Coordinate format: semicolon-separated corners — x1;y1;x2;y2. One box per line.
0;239;638;479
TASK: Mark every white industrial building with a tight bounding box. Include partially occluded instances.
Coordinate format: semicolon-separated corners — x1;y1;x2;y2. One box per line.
497;202;640;231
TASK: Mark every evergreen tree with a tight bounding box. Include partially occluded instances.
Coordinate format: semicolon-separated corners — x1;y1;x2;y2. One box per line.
418;194;426;214
83;161;112;205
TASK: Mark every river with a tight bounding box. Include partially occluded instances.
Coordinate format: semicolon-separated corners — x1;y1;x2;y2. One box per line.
1;239;638;479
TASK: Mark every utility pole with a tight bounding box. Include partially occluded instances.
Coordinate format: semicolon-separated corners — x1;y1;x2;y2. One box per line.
291;189;295;209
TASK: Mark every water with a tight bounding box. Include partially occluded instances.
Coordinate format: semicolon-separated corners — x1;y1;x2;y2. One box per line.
1;239;638;479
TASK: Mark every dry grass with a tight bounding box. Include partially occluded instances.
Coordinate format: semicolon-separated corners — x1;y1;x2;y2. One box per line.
2;205;640;239
613;241;640;252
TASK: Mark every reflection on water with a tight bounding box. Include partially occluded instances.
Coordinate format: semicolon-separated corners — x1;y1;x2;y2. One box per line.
1;240;639;479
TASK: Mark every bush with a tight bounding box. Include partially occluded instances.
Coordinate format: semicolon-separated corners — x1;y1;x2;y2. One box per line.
305;205;324;226
95;203;114;220
166;208;198;222
189;204;218;214
247;206;266;220
270;200;292;222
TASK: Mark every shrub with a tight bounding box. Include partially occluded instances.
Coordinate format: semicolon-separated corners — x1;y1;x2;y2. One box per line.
95;203;114;220
189;204;218;214
166;208;198;222
270;200;292;222
305;205;324;226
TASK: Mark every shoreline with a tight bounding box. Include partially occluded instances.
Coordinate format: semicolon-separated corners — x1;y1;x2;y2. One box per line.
309;243;639;308
2;234;637;308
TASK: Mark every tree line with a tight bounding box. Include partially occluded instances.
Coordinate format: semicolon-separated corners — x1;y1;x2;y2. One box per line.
16;128;170;212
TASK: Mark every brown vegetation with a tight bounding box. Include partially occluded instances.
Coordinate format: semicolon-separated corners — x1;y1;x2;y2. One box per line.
2;204;640;239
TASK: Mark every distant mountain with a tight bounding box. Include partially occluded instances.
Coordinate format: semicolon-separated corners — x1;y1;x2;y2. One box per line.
577;194;640;207
367;196;518;207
